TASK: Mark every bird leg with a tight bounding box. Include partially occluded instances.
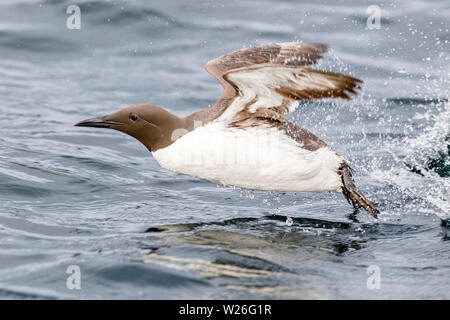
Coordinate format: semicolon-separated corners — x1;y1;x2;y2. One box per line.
338;162;380;218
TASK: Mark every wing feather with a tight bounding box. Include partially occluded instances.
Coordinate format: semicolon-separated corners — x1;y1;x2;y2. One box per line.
204;42;361;126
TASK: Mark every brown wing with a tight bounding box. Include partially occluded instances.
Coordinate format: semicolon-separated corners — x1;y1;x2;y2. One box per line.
204;42;361;124
206;42;329;102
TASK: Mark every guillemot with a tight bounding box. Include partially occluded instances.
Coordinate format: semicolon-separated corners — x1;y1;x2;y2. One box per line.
75;42;379;217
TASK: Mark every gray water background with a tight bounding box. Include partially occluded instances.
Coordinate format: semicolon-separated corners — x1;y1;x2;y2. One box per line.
0;0;448;299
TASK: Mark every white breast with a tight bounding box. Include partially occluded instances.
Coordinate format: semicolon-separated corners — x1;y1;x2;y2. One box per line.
152;122;344;192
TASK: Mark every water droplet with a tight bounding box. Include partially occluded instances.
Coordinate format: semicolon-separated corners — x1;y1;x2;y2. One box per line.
286;217;293;226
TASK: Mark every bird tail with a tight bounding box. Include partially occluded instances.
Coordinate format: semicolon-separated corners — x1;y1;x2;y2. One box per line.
338;162;379;218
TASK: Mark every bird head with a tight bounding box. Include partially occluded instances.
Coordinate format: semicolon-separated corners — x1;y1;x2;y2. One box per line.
75;103;182;151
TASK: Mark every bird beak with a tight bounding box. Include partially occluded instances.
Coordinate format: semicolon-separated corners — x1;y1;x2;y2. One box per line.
74;116;123;128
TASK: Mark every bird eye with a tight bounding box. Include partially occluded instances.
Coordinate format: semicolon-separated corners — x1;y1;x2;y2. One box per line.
130;114;138;121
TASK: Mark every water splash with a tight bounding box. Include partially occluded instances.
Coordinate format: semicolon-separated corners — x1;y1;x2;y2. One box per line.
370;101;449;219
285;216;293;226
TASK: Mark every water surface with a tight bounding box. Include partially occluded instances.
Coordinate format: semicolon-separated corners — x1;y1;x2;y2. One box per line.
0;0;448;299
